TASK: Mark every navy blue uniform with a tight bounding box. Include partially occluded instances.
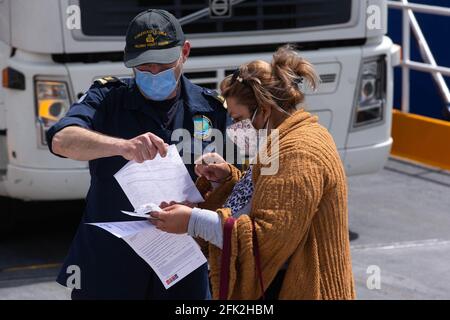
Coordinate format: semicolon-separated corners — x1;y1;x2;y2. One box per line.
46;75;229;299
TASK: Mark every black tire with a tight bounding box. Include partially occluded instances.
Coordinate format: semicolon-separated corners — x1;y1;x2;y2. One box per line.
0;196;18;237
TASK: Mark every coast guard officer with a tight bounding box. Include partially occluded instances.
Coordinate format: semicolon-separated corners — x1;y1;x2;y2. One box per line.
46;9;229;299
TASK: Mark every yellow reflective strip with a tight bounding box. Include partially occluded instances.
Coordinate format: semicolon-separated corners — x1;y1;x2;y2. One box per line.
1;263;61;273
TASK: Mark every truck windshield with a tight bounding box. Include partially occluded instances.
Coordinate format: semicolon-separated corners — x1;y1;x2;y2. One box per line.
79;0;352;36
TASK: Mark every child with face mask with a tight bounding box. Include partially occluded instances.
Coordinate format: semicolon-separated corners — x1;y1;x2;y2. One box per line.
149;45;356;300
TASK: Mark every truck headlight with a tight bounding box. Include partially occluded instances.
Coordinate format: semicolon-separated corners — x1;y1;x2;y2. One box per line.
35;80;71;145
352;56;386;129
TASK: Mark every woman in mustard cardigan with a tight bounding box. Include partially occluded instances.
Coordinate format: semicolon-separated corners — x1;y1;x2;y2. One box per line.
150;45;356;300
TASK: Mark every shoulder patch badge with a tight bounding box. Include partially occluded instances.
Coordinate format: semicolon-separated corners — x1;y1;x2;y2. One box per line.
193;115;213;140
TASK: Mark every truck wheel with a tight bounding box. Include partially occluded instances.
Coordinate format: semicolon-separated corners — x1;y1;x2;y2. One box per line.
0;196;17;237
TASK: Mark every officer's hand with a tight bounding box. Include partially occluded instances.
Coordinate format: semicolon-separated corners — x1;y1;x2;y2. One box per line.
149;204;192;234
194;153;231;182
121;132;168;163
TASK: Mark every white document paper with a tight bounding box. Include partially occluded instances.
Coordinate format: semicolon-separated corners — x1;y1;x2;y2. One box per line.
88;221;207;289
114;144;204;210
121;202;162;219
88;220;152;238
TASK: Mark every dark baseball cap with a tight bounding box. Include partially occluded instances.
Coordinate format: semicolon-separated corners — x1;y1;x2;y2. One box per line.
124;9;185;68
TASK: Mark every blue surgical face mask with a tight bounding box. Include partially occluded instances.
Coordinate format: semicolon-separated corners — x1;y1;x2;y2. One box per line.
134;59;181;101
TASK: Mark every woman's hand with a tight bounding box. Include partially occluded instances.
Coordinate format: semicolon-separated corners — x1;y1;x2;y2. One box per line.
159;200;197;209
149;204;192;234
194;152;231;182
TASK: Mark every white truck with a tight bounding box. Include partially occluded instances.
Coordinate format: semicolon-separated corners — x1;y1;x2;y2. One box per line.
0;1;399;208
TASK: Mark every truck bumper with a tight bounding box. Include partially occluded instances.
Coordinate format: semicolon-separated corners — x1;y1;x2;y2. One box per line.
1;165;90;201
343;138;393;176
0;138;393;200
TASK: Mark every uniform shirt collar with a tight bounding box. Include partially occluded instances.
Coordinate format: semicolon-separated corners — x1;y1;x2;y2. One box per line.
180;75;215;113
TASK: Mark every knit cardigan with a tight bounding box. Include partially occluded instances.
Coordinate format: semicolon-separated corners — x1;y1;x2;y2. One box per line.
196;109;356;300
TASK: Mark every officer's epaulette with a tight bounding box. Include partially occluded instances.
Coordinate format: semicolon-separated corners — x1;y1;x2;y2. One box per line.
93;76;123;86
204;89;226;108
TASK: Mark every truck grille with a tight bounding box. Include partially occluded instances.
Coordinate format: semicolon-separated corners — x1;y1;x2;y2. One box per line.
185;68;338;91
79;0;352;37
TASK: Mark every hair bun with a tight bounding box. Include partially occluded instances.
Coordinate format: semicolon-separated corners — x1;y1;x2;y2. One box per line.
272;44;319;93
219;48;317;113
